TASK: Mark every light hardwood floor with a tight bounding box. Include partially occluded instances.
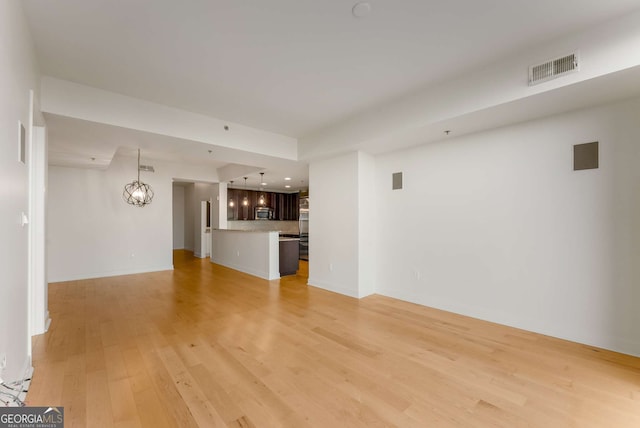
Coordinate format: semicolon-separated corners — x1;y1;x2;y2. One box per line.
28;250;640;427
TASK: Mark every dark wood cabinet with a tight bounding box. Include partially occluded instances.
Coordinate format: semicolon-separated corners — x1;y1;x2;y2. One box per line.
227;189;299;221
279;239;300;276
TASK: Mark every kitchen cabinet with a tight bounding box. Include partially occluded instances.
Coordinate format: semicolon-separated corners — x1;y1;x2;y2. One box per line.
227;189;299;221
279;238;300;276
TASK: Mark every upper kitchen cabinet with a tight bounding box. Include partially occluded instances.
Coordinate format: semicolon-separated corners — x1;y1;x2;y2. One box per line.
227;189;299;221
274;192;299;221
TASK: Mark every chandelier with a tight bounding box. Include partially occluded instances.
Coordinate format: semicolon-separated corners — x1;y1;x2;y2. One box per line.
123;149;154;207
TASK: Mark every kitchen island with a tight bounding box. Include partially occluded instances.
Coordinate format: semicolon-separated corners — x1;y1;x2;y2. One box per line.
211;230;300;280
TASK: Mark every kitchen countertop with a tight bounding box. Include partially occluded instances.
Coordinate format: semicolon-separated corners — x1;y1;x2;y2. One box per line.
214;229;279;234
214;229;300;241
215;229;299;235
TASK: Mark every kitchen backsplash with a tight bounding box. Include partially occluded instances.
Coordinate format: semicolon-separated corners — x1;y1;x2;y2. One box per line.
227;220;299;234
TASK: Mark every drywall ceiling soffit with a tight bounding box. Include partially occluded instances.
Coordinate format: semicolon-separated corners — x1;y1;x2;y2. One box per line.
217;164;265;183
300;64;640;160
46;113;120;169
40;76;298;161
217;161;310;192
45;114;310;190
22;0;640;138
45;113;268;169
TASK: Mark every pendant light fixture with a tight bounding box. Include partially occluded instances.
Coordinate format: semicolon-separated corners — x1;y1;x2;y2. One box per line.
258;172;266;205
242;177;249;206
123;149;154;207
228;181;235;207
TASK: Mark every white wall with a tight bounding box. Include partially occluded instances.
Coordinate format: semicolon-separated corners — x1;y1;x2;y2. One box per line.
374;97;640;356
308;152;376;298
172;184;185;249
48;154;218;281
0;0;40;382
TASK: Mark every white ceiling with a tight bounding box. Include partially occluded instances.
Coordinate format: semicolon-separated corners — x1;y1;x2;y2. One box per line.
21;0;640;184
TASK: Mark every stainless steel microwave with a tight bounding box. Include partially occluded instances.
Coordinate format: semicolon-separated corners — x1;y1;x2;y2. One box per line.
255;206;273;220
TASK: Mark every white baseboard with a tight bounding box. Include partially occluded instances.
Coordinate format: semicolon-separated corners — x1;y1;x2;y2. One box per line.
211;261;279;281
307;277;359;298
48;265;174;283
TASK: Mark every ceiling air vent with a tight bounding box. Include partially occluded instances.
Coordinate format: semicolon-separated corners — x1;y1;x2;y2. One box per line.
139;165;155;172
528;52;579;86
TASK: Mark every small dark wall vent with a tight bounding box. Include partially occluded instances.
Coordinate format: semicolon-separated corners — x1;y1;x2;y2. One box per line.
574;142;598;171
392;172;403;190
19;122;26;164
529;52;579;86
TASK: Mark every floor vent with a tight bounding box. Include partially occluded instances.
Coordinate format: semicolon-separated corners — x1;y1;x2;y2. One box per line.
529;52;579;86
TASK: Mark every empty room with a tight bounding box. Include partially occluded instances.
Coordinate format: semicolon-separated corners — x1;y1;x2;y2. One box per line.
1;0;640;426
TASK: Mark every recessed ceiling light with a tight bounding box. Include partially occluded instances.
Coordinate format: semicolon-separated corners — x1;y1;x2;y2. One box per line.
261;182;267;186
352;2;372;18
285;185;291;188
284;177;292;181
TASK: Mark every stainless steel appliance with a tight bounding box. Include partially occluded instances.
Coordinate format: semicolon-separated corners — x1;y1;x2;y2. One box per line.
255;206;273;220
299;197;309;260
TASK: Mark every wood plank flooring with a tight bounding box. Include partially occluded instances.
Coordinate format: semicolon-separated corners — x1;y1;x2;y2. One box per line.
27;250;640;427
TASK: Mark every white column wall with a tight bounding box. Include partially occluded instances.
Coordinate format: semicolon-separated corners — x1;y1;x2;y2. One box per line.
357;152;376;298
0;0;40;382
193;182;216;258
172;184;185;249
308;151;376;298
184;184;195;252
215;182;228;230
308;153;360;297
29;125;49;336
